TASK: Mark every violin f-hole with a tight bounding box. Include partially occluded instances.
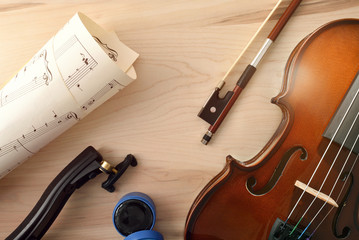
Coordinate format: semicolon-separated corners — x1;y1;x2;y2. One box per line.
246;146;308;196
332;172;353;238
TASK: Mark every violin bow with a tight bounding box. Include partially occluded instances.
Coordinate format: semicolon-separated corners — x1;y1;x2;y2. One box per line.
198;0;302;145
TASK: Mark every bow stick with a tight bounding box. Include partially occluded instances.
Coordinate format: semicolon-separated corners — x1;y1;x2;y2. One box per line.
198;0;302;145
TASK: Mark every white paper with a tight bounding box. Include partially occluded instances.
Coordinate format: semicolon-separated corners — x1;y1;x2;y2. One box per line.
0;13;139;179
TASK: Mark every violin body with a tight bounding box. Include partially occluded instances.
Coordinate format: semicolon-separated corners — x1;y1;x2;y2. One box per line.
185;19;359;240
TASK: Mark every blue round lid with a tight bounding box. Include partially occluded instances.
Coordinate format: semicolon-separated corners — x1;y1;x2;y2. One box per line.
124;230;164;240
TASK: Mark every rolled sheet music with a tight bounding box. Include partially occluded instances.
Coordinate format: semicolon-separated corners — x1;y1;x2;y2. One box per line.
0;13;139;179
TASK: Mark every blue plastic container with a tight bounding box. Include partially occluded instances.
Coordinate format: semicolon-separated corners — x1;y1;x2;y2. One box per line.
124;230;164;240
113;192;156;237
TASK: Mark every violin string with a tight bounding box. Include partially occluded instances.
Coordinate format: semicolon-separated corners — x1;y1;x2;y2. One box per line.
289;110;359;237
308;153;359;239
285;86;359;225
291;111;359;234
298;130;359;239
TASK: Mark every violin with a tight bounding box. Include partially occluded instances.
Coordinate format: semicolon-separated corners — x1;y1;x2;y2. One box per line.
185;19;359;240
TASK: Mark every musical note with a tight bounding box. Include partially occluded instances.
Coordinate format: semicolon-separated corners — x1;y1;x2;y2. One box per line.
76;83;83;91
80;53;89;65
54;35;98;90
0;111;79;158
0;49;53;107
80;79;124;111
88;98;95;105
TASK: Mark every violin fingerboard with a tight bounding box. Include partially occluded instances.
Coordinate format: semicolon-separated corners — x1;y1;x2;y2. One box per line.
323;70;359;154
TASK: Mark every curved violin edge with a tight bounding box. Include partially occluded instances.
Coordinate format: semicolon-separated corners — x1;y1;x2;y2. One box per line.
229;18;359;170
227;38;305;170
184;157;234;238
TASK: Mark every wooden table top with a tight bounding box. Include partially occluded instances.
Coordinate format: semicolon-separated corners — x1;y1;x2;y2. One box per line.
0;1;358;239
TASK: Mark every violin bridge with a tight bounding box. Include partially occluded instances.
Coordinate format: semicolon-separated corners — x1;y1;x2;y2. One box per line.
294;180;338;208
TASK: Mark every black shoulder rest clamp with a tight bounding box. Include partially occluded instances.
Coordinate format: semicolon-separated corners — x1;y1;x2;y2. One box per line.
6;146;137;240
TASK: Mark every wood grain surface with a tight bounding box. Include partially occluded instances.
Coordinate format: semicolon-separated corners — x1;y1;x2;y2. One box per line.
0;0;358;239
